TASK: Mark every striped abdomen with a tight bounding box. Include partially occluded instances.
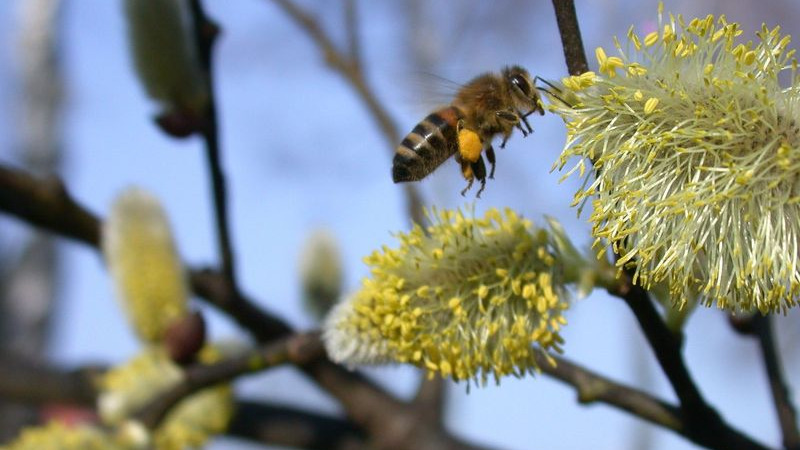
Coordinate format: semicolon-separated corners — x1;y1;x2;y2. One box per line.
392;106;464;183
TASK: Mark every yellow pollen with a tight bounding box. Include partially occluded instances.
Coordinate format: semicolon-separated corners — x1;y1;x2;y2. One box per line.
644;31;659;47
644;97;660;115
458;128;483;163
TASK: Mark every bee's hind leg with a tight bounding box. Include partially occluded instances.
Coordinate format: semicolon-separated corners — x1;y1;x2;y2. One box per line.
470;155;488;198
486;145;496;179
458;154;474;196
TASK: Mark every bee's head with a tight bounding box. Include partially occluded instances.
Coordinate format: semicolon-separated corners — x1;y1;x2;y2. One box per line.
503;66;543;114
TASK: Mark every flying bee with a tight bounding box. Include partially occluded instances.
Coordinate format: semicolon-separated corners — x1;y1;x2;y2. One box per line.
392;65;545;197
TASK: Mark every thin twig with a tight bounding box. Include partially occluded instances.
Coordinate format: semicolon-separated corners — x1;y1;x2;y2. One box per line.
268;0;425;226
187;0;239;289
732;314;800;450
344;0;361;70
551;0;589;76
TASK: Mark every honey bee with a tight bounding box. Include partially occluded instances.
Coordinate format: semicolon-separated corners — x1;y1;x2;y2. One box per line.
392;65;545;197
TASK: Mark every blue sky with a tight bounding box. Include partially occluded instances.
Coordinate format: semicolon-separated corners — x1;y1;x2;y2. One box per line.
2;1;800;449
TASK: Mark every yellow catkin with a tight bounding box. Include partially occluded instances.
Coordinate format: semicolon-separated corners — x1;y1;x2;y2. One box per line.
103;188;188;343
549;5;800;313
323;207;572;385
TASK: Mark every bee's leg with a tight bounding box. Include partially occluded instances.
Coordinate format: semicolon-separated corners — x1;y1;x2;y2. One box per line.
496;110;527;138
517;108;534;134
486;145;496;179
470;154;487;198
500;133;510;149
457;154;475;196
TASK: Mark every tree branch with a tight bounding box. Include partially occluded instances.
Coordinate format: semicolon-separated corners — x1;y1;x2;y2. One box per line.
0;353;370;450
188;268;292;342
228;400;368;450
0;164;100;247
0;352;99;407
411;378;447;425
608;280;770;450
536;350;682;432
732;314;800;450
551;0;589;76
135;332;322;428
755;316;800;450
187;0;240;290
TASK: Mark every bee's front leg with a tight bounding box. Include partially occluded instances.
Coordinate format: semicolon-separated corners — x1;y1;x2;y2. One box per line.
496;110;527;138
517;108;534;134
456;154;474;196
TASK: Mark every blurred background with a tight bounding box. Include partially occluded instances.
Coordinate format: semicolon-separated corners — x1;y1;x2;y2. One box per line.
1;0;799;449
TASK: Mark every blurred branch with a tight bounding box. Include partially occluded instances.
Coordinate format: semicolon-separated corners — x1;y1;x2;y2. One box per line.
228;400;367;450
0;352;369;450
187;0;240;290
0;163;292;343
189;268;292;342
268;0;425;226
300;358;489;450
269;0;397;146
0;353;369;450
550;0;589;75
344;0;361;71
608;279;770;450
732;314;800;450
0;164;100;247
411;378;447;424
136;332;323;428
0;352;99;407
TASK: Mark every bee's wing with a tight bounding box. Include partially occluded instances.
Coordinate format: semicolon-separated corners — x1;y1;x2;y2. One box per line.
399;72;464;113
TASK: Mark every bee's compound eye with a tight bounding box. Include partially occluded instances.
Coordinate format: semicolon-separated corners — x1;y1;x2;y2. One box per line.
511;74;532;97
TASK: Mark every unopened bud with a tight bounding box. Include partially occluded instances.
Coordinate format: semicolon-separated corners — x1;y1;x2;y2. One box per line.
124;0;208;115
299;229;344;320
164;310;207;365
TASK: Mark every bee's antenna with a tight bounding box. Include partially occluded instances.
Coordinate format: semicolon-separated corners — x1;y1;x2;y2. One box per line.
533;76;562;93
533;76;572;108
